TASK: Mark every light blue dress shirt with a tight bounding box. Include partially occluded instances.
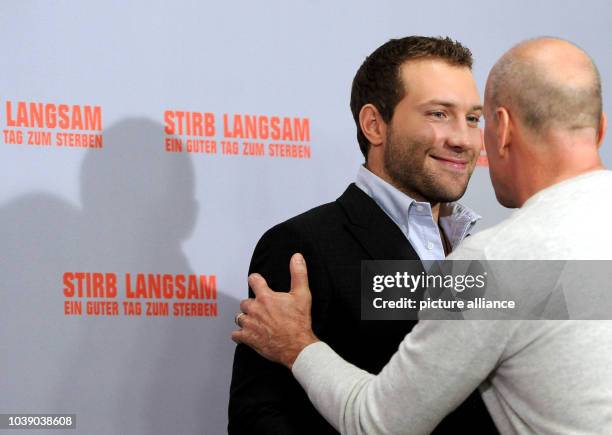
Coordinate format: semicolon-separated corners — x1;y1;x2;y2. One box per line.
355;165;480;260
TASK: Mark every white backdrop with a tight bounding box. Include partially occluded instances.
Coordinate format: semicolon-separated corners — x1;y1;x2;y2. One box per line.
1;1;610;434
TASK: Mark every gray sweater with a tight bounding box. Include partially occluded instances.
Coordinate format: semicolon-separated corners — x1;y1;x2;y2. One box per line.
292;170;612;434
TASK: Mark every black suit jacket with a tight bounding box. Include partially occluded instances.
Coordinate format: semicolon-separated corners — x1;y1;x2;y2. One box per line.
229;184;497;434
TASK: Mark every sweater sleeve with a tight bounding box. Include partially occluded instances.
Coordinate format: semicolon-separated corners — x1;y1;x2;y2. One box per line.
292;320;517;435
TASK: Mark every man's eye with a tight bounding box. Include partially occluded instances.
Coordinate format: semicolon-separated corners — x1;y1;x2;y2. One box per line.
467;115;481;125
430;111;447;119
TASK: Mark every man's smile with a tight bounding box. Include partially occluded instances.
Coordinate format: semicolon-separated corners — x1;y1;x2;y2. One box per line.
429;154;470;171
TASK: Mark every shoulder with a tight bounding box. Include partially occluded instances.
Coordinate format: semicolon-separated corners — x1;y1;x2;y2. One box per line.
260;200;343;242
448;208;532;260
252;187;355;264
454;171;612;260
262;183;369;242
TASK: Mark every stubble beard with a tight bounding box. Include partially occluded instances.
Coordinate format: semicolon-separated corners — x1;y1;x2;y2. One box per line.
383;129;472;204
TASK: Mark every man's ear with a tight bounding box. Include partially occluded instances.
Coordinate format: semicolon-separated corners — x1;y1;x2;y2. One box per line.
495;106;512;158
359;104;386;148
596;112;607;148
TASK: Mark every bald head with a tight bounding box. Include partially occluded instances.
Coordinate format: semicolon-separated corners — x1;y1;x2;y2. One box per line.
486;37;602;134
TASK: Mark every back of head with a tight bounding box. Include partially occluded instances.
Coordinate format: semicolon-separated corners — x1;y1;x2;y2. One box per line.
487;37;603;136
350;36;473;159
484;37;606;209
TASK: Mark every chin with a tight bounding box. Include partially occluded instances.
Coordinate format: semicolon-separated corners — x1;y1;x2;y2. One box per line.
442;182;469;202
430;187;467;203
495;191;519;209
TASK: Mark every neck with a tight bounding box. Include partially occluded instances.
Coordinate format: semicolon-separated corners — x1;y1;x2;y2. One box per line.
515;134;604;206
365;162;442;223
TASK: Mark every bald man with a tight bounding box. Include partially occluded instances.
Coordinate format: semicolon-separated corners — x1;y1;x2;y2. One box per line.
233;37;612;435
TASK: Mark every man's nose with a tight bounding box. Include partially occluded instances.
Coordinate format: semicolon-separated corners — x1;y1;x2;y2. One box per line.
446;120;475;151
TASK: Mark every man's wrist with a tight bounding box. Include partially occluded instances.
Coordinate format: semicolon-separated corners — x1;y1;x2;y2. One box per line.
283;332;319;370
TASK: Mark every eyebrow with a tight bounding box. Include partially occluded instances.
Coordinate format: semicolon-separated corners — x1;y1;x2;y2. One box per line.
421;100;483;112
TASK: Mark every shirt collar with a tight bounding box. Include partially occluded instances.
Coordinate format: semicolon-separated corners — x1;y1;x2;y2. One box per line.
355;165;481;249
439;201;481;250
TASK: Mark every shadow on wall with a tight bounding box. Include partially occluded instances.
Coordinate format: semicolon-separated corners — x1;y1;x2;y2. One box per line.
0;118;239;435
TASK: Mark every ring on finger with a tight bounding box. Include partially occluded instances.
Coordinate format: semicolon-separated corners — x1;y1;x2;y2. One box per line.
234;312;246;327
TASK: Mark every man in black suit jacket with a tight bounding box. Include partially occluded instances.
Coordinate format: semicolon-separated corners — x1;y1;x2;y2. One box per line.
229;36;497;434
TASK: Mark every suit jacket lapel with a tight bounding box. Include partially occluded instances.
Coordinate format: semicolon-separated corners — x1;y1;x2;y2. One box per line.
337;184;419;260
